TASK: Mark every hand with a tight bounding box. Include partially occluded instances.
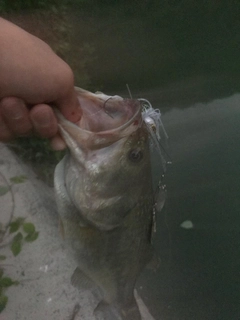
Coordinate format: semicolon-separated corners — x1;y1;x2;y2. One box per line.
0;18;81;150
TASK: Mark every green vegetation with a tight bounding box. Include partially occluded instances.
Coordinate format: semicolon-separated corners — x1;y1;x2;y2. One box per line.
0;176;39;312
0;186;9;196
0;216;39;312
10;175;27;184
10;137;65;185
9;219;39;256
0;294;8;313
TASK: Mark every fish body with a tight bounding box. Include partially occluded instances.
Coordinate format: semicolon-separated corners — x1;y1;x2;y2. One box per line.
54;88;155;320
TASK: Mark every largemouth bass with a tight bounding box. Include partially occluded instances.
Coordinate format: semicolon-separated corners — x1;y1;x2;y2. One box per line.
54;88;167;320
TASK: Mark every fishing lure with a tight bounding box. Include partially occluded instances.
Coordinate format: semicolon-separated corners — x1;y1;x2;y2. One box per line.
139;98;169;172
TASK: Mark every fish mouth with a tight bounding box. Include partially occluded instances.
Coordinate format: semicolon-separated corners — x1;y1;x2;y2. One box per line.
55;88;142;149
74;87;142;133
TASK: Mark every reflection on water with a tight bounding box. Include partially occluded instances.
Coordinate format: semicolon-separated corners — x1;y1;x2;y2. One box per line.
138;94;240;320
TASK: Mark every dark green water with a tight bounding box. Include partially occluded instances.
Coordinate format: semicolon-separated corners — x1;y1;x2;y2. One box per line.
138;96;240;320
70;0;240;103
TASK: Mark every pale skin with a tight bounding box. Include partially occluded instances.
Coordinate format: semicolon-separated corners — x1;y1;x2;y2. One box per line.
0;18;81;150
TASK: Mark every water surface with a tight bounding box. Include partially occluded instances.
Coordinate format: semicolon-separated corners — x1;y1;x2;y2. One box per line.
138;94;240;320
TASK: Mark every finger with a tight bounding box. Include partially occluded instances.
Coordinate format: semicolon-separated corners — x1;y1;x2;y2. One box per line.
50;133;67;151
30;104;58;138
0;113;14;142
0;97;32;136
56;87;82;123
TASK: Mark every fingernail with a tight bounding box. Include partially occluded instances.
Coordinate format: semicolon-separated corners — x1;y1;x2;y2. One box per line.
2;103;24;120
32;110;53;127
60;96;82;123
50;136;67;150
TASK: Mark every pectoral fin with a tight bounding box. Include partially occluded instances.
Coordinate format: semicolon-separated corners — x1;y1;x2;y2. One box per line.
94;299;141;320
94;301;122;320
71;267;95;291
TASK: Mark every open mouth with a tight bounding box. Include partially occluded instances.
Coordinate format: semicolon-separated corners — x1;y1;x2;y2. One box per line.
55;88;143;149
74;88;142;133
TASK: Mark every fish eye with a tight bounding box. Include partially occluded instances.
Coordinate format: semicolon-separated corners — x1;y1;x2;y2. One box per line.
128;148;143;163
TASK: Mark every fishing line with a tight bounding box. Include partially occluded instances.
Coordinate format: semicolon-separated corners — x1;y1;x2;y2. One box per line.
126;83;133;99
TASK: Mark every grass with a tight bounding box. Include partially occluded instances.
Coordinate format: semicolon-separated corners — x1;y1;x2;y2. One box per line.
8;136;66;186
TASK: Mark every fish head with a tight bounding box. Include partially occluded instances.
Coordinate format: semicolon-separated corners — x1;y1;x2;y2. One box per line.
55;88;153;229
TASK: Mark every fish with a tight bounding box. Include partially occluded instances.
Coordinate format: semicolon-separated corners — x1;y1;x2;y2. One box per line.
54;87;167;320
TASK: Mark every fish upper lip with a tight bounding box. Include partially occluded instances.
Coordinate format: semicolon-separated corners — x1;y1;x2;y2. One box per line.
54;88;145;152
55;103;142;134
54;90;143;137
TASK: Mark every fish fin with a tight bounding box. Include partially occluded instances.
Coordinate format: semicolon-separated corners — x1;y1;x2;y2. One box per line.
121;300;141;320
71;267;95;290
94;300;108;315
134;290;156;320
94;301;122;320
94;299;141;320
